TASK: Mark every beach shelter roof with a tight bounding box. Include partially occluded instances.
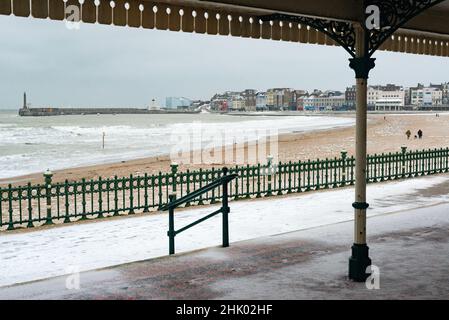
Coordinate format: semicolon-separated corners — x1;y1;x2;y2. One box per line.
1;0;449;57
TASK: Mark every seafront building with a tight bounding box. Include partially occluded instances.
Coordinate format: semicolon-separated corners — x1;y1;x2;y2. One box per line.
374;99;404;111
368;85;404;109
230;95;246;111
409;84;443;107
302;91;346;111
242;89;257;111
209;88;309;111
290;90;308;111
165;97;193;109
209;91;237;111
345;86;356;110
345;84;406;111
205;81;448;113
403;83;449;109
256;92;267;111
210;88;298;111
266;88;290;110
442;83;449;104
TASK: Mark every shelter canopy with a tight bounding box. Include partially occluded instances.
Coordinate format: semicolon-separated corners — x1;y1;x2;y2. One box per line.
1;0;449;57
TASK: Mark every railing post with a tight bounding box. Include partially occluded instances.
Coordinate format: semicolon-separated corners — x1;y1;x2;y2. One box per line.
341;150;347;186
306;159;311;191
198;168;204;204
185;169;191;207
333;157;338;188
245;164;251;199
277;162;283;196
171;162;178;199
143;173;149;213
222;168;230;248
211;168;217;204
324;158;329;189
7;184;14;231
266;155;273;196
113;176;119;216
129;174;135;215
43;169;53;226
157;172;163;210
401;146;407;178
315;160;320;190
27;183;33;228
380;153;385;181
98;177;105;218
444;148;449;172
233;167;239;201
64;179;70;223
256;163;262;198
81;178;87;220
168;193;176;255
287;161;293;193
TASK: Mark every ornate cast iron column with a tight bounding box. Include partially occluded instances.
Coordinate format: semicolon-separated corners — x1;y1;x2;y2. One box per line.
348;25;375;282
260;0;445;282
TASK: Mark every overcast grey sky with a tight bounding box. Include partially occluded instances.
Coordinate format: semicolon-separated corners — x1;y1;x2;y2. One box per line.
1;15;449;109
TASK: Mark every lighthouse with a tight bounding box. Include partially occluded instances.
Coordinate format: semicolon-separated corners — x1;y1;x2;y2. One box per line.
23;92;28;109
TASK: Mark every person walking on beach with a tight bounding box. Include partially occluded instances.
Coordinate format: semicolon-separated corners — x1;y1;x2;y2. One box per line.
418;129;423;139
406;130;411;140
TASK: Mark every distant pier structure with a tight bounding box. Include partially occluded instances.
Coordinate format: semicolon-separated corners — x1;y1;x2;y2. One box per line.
18;94;200;116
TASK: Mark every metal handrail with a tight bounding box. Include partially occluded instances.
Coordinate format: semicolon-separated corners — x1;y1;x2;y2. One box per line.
162;167;238;255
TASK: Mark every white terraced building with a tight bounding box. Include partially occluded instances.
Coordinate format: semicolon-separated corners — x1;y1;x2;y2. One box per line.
375;98;404;111
369;87;405;110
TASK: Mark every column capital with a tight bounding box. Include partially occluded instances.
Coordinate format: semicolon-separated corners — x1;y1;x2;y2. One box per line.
349;57;376;79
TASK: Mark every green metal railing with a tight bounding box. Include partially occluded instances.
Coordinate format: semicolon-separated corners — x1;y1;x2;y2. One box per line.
161;167;238;255
1;146;448;231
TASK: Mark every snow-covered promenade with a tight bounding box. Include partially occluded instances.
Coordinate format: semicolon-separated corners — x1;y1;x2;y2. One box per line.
1;194;449;299
1;173;449;297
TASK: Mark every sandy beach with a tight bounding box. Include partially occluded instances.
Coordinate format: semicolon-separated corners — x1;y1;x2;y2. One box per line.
1;113;448;186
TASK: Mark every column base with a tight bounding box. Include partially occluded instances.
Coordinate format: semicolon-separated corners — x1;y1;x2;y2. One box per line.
348;243;372;282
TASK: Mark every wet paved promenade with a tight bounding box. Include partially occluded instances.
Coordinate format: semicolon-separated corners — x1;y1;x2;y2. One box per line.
1;203;449;299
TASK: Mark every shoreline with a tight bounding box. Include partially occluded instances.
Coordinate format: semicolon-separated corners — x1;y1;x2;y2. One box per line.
1;123;356;187
1;113;449;186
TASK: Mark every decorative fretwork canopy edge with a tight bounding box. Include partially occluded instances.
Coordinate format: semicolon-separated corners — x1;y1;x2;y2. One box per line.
1;0;449;57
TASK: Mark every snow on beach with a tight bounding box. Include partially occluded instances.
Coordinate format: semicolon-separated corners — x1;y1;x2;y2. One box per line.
1;174;448;288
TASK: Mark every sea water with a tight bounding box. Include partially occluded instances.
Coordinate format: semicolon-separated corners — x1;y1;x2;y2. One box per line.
0;110;354;179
